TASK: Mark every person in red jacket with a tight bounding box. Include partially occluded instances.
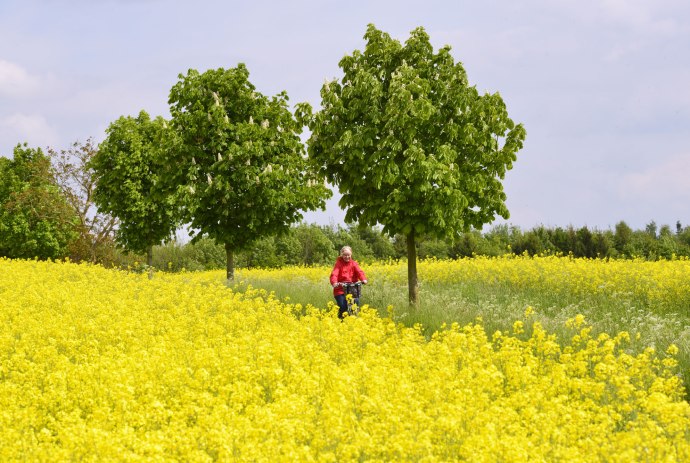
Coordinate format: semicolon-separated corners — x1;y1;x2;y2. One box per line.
330;245;368;319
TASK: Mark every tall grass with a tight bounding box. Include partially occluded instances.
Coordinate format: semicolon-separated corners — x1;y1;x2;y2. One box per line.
3;258;688;460
233;256;690;395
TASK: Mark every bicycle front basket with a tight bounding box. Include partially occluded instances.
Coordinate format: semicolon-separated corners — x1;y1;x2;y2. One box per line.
345;284;361;299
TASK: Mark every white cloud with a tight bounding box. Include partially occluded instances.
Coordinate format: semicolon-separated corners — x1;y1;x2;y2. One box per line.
0;114;59;153
554;0;686;36
0;60;42;97
599;0;683;35
600;0;651;26
617;154;690;200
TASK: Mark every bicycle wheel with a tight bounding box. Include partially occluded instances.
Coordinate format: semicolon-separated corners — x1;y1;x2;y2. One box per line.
347;299;359;317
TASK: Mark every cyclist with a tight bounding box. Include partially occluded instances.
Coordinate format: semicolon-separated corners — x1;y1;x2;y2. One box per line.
330;246;368;319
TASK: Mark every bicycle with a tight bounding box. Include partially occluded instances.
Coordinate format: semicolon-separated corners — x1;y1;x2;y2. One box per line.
336;281;364;317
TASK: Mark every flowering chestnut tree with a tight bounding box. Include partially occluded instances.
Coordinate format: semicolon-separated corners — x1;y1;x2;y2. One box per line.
168;65;330;280
303;25;526;305
91;111;179;267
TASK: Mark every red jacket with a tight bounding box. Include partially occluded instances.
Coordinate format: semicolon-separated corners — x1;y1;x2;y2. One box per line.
330;257;367;296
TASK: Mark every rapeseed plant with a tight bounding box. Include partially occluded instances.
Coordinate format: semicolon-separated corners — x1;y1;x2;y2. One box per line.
239;255;690;386
1;258;689;462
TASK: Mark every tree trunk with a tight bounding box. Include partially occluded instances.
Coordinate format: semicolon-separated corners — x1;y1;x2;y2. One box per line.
407;231;419;307
147;245;154;280
225;242;235;281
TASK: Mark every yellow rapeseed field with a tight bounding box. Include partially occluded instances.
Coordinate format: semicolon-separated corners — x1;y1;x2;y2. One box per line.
416;255;690;312
1;257;689;462
238;255;690;314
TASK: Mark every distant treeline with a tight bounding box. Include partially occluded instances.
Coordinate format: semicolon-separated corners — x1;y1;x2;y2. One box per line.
116;220;690;272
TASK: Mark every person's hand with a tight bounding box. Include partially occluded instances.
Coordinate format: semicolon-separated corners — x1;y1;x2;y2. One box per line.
362;280;368;284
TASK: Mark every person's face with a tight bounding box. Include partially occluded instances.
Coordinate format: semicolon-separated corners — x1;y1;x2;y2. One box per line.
341;250;352;261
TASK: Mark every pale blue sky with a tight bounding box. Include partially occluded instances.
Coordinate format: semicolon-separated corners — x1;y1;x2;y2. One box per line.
1;0;688;232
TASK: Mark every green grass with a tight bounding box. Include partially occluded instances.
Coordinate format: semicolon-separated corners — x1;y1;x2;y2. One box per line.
233;271;690;398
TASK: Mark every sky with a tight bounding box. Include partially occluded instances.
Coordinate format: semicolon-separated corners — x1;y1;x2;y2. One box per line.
1;0;688;233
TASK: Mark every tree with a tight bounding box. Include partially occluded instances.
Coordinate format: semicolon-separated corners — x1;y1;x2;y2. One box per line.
321;224;375;262
293;224;335;265
0;144;78;259
613;221;633;256
677;225;690;248
47;139;118;262
275;232;303;265
91;111;180;267
303;24;526;305
512;229;543;256
350;224;396;260
482;224;513;256
418;236;451;259
168;65;331;280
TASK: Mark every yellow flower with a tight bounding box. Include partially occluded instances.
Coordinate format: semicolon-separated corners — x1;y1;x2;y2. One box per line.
524;305;535;318
1;257;689;462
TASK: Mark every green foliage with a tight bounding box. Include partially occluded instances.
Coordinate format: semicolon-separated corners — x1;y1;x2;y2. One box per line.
678;226;690;248
305;24;526;239
351;224;397;260
47;139;118;263
507;225;614;258
153;237;226;271
303;24;525;304
478;225;514;256
292;224;337;265
511;229;545;256
274;233;303;266
613;221;633;255
450;230;481;258
92;111;180;261
96;220;690;272
0;144;78;259
127;224;394;271
320;224;374;262
167;65;331;278
238;223;394;268
238;236;287;269
418;237;450;259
